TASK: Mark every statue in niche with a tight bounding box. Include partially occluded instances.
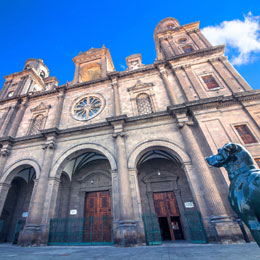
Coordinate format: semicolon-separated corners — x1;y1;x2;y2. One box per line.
206;142;260;247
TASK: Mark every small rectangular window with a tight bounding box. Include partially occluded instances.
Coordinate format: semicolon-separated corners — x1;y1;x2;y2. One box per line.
182;45;194;54
202;75;219;90
255;158;260;168
234;125;257;144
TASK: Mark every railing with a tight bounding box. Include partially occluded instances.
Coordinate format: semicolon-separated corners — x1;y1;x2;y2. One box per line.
13;219;26;244
184;211;207;244
142;214;162;245
0;220;3;233
48;216;113;245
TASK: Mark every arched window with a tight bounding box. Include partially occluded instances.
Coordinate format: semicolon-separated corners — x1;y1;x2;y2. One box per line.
29;114;44;135
136;93;153;115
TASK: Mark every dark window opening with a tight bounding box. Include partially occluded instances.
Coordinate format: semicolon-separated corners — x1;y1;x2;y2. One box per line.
182;45;194;54
255;158;260;168
235;125;257;144
202;75;219;90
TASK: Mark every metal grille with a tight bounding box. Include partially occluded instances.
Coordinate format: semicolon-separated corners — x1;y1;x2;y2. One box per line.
184;211;207;244
13;219;26;245
29;114;44;135
142;214;162;245
0;220;3;233
48;217;113;245
136;94;153;115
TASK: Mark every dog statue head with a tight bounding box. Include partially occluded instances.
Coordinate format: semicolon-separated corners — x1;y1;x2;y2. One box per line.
206;143;239;168
206;142;256;177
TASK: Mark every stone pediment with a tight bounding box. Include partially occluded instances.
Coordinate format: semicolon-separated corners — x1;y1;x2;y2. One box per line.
127;80;154;92
31;102;51;112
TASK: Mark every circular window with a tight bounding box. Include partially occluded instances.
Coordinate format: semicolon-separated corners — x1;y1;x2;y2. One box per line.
72;95;104;121
40;71;45;79
7;91;14;97
167;24;175;30
178;38;187;43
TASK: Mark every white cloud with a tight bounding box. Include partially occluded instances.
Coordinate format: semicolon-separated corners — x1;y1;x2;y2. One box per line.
201;12;260;65
120;64;126;70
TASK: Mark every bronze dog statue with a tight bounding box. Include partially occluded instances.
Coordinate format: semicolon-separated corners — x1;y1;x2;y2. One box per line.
206;142;260;247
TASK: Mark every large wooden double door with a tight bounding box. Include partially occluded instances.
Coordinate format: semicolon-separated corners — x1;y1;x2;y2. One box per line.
85;191;112;242
153;192;184;240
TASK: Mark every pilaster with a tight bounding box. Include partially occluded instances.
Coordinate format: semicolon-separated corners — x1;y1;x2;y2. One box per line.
0;101;19;137
183;65;207;99
9;98;29;137
52;89;65;128
172;66;194;101
111;77;121;116
187;30;204;49
196;30;212;48
157;65;178;105
220;57;252;91
208;58;241;93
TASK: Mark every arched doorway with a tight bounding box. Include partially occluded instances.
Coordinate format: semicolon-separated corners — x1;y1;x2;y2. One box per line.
49;151;113;245
0;166;36;243
137;149;197;242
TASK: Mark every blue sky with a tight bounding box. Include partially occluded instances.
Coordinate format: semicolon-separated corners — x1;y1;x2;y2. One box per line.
0;0;260;90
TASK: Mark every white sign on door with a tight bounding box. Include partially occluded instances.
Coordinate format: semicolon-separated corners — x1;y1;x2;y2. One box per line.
70;209;77;215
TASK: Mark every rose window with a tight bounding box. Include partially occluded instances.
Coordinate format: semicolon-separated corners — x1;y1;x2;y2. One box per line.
73;96;103;121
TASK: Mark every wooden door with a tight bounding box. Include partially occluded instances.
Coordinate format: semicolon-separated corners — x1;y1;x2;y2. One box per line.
153;192;181;240
85;191;111;242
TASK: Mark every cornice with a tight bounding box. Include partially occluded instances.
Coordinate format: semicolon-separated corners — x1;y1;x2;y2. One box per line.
165;45;225;65
155;21;200;38
1;91;260;145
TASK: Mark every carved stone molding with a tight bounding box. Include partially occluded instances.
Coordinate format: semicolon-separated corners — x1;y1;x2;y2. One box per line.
31;102;51;112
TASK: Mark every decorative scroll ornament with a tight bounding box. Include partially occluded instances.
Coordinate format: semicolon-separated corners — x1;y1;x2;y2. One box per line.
72;95;103;121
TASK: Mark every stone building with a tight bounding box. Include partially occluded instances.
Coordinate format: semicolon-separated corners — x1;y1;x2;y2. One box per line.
0;17;260;246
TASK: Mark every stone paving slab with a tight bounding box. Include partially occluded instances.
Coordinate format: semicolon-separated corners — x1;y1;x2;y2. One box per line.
0;243;259;260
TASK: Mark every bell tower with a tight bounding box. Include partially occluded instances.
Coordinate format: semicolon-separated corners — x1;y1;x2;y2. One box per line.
154;17;212;60
72;45;115;84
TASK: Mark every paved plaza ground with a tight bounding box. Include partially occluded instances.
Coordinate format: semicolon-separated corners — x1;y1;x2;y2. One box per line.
0;242;259;260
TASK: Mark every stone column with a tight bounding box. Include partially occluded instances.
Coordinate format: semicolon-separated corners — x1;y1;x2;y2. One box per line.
111;77;121;116
158;66;178;105
19;135;57;246
0;183;11;217
39;177;61;243
9;98;29;137
220;57;252;91
175;112;228;217
110;118;138;246
174;111;232;241
0;143;12;179
52;89;65;128
128;168;146;243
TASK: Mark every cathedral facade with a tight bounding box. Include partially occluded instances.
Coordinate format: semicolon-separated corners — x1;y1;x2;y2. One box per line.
0;17;260;246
